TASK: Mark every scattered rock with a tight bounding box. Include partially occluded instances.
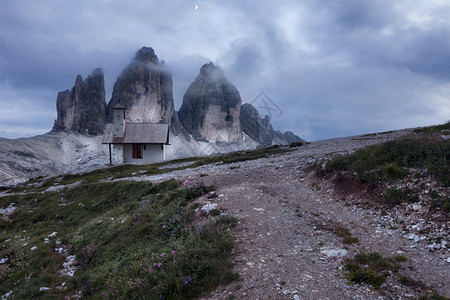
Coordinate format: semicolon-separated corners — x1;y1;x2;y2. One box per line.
320;249;349;258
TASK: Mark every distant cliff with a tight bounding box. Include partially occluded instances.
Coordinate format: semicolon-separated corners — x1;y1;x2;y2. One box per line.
106;47;174;125
179;63;242;143
52;68;106;135
52;47;303;146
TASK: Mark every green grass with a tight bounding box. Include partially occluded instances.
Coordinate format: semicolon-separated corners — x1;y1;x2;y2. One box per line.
0;178;238;299
320;125;449;212
314;220;359;245
324;136;449;187
413;121;450;134
9;145;291;194
345;252;403;289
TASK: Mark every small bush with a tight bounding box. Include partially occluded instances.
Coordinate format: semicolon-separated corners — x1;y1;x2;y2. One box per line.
394;255;407;262
289;141;304;148
398;275;426;288
345;252;405;289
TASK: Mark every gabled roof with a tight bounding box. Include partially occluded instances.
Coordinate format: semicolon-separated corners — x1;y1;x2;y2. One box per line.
112;103;127;109
102;123;169;144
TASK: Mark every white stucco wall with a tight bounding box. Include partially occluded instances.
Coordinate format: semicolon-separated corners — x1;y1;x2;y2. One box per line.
111;144;124;164
123;144;165;164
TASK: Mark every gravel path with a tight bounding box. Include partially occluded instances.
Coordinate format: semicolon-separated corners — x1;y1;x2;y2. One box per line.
122;129;450;299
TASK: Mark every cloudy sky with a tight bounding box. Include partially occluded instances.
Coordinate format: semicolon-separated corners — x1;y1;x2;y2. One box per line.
1;0;449;141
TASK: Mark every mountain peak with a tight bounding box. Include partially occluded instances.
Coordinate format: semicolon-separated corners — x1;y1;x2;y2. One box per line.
135;47;159;64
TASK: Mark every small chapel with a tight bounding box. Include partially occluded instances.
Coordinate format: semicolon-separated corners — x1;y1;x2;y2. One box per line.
102;103;170;164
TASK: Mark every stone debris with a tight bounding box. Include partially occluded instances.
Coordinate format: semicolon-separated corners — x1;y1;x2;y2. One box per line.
1;291;13;300
195;202;218;214
0;203;16;220
61;255;77;277
320;249;348;258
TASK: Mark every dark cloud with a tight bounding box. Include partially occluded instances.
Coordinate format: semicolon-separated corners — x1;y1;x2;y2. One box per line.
0;0;449;140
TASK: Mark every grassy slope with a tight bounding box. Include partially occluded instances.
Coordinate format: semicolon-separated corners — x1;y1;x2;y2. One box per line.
320;122;449;211
0;179;240;299
0;145;292;299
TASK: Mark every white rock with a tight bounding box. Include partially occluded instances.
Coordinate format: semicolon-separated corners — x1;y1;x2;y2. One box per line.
412;204;422;211
48;232;57;237
294;295;300;300
320;249;348;257
1;291;13;300
407;234;417;240
0;258;7;264
39;287;50;291
0;203;16;216
30;246;37;251
447;257;450;263
44;238;50;244
198;203;218;213
253;207;264;212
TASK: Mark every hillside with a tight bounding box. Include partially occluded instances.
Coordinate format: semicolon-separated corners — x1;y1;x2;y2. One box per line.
0;124;449;299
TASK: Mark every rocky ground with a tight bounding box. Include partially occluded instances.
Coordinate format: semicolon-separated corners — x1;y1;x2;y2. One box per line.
122;129;449;299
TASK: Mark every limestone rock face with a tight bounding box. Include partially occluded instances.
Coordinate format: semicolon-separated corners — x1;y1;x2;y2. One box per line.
106;47;174;124
52;68;106;135
240;103;304;145
178;63;242;142
240;103;273;146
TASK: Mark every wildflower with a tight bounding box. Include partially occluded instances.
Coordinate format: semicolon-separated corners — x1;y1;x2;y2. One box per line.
171;250;176;254
184;277;192;286
149;268;153;273
162;225;166;229
161;253;165;258
158;263;162;268
130;282;135;286
102;292;105;297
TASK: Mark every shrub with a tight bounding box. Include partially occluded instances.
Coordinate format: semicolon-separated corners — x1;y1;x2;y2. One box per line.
344;252;405;289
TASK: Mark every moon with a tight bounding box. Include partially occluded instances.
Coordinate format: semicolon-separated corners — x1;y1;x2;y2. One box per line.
195;4;199;10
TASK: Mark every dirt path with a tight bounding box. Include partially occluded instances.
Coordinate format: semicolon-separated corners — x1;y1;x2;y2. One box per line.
116;130;448;299
188;131;449;299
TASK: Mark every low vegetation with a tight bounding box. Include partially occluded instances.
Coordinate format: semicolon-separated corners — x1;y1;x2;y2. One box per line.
345;252;447;299
314;220;359;245
345;252;403;288
0;178;238;299
9;145;292;194
318;122;449;212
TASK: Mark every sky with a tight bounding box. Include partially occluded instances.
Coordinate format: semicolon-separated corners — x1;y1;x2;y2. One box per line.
1;0;449;141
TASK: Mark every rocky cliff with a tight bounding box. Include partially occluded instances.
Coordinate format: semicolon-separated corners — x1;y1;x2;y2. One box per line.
179;63;242;143
52;68;106;135
106;47;174;125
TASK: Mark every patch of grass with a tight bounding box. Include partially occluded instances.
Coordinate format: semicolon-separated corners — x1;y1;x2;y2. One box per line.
398;275;426;288
9;145;292;193
323;136;449;187
413;121;450;134
394;255;408;262
0;178;237;299
315;221;359;245
289;141;304;147
383;188;418;206
209;209;221;216
345;252;404;289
